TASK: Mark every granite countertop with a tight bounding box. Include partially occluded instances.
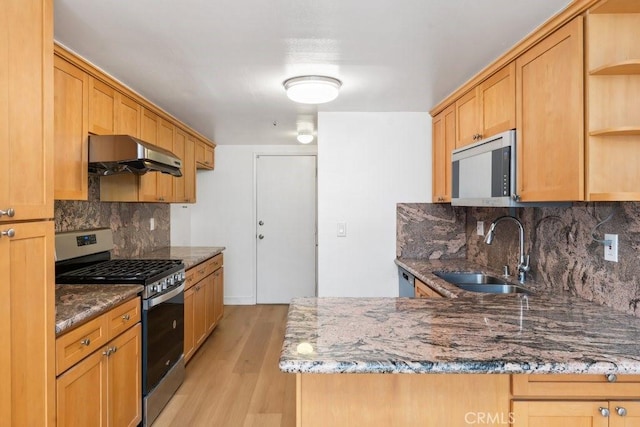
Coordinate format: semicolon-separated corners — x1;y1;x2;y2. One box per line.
279;295;640;375
56;284;143;336
135;246;225;269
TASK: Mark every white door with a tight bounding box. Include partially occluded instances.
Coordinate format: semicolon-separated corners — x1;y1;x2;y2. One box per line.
256;155;317;303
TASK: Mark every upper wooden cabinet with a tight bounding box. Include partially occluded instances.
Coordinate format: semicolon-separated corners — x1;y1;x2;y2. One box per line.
88;77;117;135
455;63;515;148
54;55;89;200
432;104;455;203
195;138;215;169
515;16;584;202
586;9;640;201
116;94;141;137
174;130;197;203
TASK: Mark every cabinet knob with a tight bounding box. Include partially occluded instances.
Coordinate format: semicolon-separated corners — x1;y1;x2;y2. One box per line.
122;314;130;321
606;373;617;382
511;193;521;202
1;229;15;238
80;338;91;346
0;208;15;218
111;346;118;353
258;234;264;240
102;348;112;356
599;407;610;417
616;406;627;417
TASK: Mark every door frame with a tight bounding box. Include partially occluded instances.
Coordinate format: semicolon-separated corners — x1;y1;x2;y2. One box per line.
252;153;318;304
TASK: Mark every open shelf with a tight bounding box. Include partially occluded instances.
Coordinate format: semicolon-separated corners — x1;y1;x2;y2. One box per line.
589;127;640;137
590;60;640;75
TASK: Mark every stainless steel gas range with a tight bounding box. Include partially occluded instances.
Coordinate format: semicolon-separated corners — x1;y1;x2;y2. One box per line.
55;228;185;426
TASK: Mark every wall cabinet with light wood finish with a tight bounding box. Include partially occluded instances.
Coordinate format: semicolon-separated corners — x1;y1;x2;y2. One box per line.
195;138;215;169
56;297;142;427
0;1;55;425
515;16;584;202
54;55;89;200
432;104;456;203
455;63;515;148
184;254;224;363
511;374;640;427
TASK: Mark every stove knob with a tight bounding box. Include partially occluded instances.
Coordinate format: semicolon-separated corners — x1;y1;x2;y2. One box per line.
151;285;157;293
168;277;174;286
160;279;166;290
174;273;181;282
180;272;185;281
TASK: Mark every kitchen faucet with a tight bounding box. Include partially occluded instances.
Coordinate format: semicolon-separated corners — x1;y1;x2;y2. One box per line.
484;215;530;284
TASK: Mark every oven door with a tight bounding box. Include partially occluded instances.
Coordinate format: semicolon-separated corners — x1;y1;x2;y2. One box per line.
142;284;185;394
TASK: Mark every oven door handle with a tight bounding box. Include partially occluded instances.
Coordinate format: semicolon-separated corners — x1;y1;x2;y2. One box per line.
144;283;185;310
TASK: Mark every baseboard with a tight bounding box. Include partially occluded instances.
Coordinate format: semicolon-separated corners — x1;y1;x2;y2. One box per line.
223;296;255;305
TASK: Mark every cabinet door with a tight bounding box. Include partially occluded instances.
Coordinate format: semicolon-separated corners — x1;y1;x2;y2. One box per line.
184;286;196;362
88;77;116;135
610;401;640;427
56;349;108;427
108;323;142;427
415;278;442;298
455;88;481;148
0;0;53;222
0;221;55;426
54;55;89;200
139;108;160;201
195;139;215;169
194;283;207;347
214;268;224;324
516;17;584;201
204;273;216;334
156;118;175;201
512;401;609;427
432;104;455;203
480;62;515;138
173;128;187;203
116;94;141;137
184;135;196;203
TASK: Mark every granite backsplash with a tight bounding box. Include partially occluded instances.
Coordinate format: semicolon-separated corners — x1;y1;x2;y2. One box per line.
55;176;170;257
398;202;640;317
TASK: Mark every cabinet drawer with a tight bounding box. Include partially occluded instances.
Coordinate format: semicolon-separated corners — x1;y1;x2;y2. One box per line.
205;254;223;276
512;374;640;398
56;314;109;375
107;297;141;339
184;268;198;290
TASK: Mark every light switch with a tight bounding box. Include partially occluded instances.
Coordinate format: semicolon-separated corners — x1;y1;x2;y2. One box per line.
337;222;347;237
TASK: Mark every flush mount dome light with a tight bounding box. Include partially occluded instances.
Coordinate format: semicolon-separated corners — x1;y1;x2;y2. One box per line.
297;132;314;144
283;75;342;104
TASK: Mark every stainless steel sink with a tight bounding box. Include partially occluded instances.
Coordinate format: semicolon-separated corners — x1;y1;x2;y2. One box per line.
433;271;532;295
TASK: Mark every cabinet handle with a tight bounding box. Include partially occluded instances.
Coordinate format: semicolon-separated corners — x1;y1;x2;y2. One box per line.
616;406;627;417
102;348;112;356
122;314;130;321
606;373;617;382
111;346;118;353
80;338;91;346
511;193;521;202
0;208;15;218
198;269;205;274
599;407;610;417
1;229;15;238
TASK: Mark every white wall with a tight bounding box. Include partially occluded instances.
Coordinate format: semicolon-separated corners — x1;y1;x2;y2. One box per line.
172;144;316;304
317;112;431;297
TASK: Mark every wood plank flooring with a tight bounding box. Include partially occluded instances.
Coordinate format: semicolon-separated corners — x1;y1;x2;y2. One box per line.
153;305;296;427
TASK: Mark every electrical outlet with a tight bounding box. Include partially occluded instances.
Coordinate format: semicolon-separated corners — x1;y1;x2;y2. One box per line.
150;217;155;231
476;221;484;236
337;222;347;237
604;233;618;262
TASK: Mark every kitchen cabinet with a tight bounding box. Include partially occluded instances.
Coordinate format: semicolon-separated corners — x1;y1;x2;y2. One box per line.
139;108;161;202
184;254;224;363
56;298;142;427
455;63;515;148
195;138;215;169
431;104;455;203
586;8;640;200
0;1;55;425
156;118;176;201
414;278;443;298
515;17;584;202
512;374;640;427
88;77;117;135
54;55;89;201
173;128;196;203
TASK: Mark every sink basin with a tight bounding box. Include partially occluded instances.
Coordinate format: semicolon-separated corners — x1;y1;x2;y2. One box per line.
433;271;532;295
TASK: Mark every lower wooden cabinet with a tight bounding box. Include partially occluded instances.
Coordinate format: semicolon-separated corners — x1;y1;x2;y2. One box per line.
414;278;443;298
512;400;640;427
56;299;142;427
184;255;224;363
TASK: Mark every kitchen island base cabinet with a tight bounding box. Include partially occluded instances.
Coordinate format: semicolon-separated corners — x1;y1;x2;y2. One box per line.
296;374;510;427
512;401;640;427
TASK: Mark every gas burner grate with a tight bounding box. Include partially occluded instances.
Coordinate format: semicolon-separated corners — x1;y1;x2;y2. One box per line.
57;259;184;284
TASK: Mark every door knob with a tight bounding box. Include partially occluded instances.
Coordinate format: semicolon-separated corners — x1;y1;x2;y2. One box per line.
258;220;264;226
258;234;264;240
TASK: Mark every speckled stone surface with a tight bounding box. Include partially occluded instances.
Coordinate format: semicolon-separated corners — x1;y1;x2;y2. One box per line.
56;284;143;335
135;246;225;269
279;295;640;374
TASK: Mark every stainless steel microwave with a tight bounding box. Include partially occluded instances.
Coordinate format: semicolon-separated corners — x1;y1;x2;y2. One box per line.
451;130;517;207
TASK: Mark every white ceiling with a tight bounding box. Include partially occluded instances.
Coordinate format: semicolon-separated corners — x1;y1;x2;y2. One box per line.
54;0;571;145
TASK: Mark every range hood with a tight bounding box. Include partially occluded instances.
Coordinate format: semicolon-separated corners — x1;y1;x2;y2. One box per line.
88;135;182;177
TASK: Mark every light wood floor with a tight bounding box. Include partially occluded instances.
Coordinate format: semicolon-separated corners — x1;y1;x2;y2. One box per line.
153;305;296;427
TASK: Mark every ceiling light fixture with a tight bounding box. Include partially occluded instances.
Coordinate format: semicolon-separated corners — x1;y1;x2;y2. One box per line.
297;132;314;144
283;75;342;104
